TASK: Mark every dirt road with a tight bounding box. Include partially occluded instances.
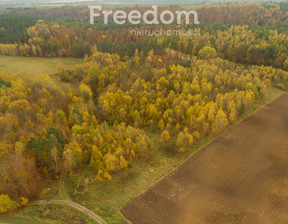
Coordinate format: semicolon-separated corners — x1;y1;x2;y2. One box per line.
122;94;288;224
32;200;107;224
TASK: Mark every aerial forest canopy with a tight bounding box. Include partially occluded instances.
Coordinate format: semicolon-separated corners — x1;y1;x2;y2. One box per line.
1;49;288;213
0;3;287;70
0;1;288;216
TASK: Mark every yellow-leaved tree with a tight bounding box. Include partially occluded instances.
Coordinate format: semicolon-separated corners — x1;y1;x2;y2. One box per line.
0;194;18;214
212;108;229;134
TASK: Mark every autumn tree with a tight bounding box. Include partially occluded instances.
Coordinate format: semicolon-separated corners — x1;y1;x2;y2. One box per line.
198;47;217;60
0;194;18;214
0;154;44;201
212;108;229;134
160;130;170;143
63;149;76;174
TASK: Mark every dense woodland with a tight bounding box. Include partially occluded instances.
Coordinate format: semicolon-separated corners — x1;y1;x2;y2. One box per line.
0;2;288;214
0;3;287;70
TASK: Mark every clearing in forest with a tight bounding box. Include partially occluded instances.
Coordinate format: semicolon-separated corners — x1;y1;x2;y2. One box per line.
0;56;82;75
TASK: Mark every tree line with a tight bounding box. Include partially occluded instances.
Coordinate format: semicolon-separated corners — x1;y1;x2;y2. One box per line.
0;20;287;70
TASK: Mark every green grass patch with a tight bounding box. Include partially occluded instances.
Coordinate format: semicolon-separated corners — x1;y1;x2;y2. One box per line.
0;56;82;75
0;214;54;224
1;204;94;224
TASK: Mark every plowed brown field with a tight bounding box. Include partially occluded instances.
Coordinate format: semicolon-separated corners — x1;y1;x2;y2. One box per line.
122;94;288;224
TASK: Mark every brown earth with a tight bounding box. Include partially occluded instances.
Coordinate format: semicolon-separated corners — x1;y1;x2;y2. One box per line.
121;94;288;224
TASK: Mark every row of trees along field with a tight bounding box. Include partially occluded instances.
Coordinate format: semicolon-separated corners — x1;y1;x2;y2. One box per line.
1;48;288;213
0;20;287;70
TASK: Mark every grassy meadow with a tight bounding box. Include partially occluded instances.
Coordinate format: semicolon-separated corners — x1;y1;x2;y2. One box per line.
0;56;82;75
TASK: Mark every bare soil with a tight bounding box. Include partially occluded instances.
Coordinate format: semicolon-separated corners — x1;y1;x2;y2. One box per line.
122;94;288;224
